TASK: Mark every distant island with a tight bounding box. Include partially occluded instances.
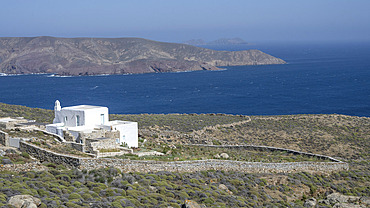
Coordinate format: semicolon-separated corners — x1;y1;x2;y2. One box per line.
183;37;249;46
0;36;285;76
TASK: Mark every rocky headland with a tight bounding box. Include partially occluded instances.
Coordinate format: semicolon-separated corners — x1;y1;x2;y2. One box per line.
0;36;285;76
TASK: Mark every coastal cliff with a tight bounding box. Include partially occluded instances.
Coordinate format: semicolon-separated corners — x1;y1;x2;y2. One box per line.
0;36;285;76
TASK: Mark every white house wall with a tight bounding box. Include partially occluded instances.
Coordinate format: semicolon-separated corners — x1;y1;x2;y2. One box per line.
55;110;85;127
45;123;64;137
84;108;108;127
115;122;138;148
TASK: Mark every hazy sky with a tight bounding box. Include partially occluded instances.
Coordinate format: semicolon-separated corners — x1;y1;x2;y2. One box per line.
1;0;369;42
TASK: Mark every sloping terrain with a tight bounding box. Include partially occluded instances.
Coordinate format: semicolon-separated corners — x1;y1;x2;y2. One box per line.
0;36;285;75
1;103;369;207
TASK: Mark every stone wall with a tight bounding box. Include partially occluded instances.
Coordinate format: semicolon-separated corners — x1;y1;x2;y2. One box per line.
0;162;48;172
104;131;120;140
79;159;348;174
187;144;343;162
79;130;105;143
16;140;348;174
19;141;81;168
63;130;75;142
85;137;120;154
0;130;9;146
95;148;133;158
68;142;85;152
79;129;120;143
91;138;119;150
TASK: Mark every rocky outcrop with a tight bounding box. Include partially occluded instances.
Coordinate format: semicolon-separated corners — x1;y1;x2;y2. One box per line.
314;193;370;208
304;198;317;207
8;195;41;208
0;36;285;76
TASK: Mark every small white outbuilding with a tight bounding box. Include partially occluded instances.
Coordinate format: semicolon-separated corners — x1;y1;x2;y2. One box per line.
46;100;138;148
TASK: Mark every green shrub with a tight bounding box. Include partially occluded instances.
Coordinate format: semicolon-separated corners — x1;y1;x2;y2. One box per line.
91;192;99;198
72;181;82;188
56;174;71;182
111;201;123;208
0;193;7;202
51;188;61;194
81;193;93;200
177;191;189;200
203;197;215;205
113;196;126;202
189;178;200;185
20;189;32;195
61;187;72;194
212;140;222;145
39;203;47;208
169;203;181;208
67;186;75;193
120;190;126;196
165;192;175;198
57;164;67;170
126;190;145;198
37;189;49;197
105;189;115;197
92;187;102;193
68;193;82;200
65;201;82;208
230;179;243;186
21;152;30;159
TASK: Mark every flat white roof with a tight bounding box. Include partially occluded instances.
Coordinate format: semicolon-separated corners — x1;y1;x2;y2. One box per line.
62;105;107;111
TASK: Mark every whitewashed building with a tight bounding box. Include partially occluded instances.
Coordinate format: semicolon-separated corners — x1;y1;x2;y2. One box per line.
46;100;138;147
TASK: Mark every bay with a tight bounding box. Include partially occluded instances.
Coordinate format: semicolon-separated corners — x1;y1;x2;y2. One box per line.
0;42;369;116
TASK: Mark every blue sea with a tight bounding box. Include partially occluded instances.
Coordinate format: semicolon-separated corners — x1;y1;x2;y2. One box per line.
0;42;369;116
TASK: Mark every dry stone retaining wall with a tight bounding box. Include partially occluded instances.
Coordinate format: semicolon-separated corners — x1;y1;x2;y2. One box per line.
187;144;343;162
79;159;348;174
0;162;48;172
19;141;81;168
16;141;348;174
68;142;85;152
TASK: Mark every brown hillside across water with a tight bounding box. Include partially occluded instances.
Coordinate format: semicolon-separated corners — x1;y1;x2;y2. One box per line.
0;36;285;76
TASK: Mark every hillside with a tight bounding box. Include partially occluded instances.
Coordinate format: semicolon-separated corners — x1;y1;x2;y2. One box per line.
0;36;285;76
1;102;368;165
0;103;369;207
